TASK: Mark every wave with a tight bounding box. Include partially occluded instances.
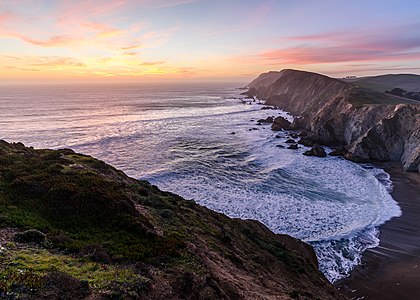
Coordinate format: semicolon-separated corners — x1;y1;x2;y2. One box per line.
146;106;401;283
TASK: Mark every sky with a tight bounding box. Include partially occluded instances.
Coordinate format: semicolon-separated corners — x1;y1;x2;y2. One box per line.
1;0;420;83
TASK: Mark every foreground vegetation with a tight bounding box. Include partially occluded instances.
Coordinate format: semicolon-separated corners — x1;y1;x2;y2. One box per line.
0;140;343;299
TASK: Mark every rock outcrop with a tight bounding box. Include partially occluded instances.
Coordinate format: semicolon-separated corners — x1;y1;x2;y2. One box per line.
271;116;292;131
303;146;327;157
246;69;420;172
0;140;344;299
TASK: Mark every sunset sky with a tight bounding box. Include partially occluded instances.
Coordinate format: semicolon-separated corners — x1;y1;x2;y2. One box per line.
1;0;420;82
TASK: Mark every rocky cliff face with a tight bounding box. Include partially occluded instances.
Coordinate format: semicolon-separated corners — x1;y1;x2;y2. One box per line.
246;69;420;172
0;140;343;299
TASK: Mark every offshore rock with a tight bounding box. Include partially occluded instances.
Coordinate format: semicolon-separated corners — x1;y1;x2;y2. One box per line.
271;116;291;131
303;146;327;157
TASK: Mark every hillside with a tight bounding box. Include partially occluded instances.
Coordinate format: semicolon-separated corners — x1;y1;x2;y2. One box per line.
349;74;420;93
0;140;343;299
244;69;420;172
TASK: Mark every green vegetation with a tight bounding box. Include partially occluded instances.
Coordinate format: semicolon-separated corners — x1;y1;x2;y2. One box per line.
347;74;420;105
0;140;334;299
0;141;190;297
0;247;148;296
0;141;185;261
352;74;420;93
385;88;420;101
348;87;418;106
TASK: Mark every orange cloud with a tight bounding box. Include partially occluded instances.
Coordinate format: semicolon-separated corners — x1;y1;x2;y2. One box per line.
120;44;143;51
139;61;165;66
1;55;86;68
18;35;81;47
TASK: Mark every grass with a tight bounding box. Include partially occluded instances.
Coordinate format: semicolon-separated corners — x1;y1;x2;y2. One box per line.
0;247;149;295
348;87;419;106
0;141;187;262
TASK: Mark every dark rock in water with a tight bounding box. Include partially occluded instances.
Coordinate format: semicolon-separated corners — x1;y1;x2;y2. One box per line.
290;116;306;130
329;147;347;156
276;145;285;148
271;116;291;131
249;128;259;131
344;152;370;163
261;106;276;110
288;144;299;149
257;122;262;126
303;146;327;157
298;137;316;147
14;229;46;245
230;132;236;135
290;133;299;139
285;139;296;143
250;119;255;122
275;135;283;138
257;117;274;123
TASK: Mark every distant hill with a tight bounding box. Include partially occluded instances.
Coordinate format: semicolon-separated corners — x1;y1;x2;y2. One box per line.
347;74;420;93
247;69;418;107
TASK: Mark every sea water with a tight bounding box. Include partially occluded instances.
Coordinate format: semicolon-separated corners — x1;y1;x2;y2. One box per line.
0;82;401;282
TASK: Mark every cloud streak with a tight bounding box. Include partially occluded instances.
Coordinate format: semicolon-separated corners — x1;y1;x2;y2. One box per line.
257;25;420;65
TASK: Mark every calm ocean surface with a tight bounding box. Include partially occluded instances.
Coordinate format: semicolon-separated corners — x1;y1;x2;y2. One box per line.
0;83;401;282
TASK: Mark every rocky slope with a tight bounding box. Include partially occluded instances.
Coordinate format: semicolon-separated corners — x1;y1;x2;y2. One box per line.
245;69;420;172
0;140;344;299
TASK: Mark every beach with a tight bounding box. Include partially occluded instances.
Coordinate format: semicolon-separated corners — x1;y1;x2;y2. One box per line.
337;162;420;300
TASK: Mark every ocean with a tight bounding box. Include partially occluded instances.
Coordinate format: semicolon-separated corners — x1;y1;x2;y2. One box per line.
0;82;401;282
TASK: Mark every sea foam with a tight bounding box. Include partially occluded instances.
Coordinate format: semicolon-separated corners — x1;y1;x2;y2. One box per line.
149;105;401;283
0;84;401;283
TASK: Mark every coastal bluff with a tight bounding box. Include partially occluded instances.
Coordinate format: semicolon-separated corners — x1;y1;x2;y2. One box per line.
244;69;420;172
0;140;343;299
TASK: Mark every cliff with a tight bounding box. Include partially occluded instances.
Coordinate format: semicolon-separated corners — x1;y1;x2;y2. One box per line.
245;69;420;172
0;140;343;299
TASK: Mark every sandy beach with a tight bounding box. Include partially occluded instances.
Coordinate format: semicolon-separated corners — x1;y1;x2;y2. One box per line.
336;162;420;300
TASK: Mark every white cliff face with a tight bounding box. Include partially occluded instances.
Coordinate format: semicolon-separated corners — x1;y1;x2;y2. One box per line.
247;69;420;172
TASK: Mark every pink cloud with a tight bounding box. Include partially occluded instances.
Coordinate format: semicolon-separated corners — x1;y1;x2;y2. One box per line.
55;0;128;20
17;34;80;47
257;25;420;65
0;12;14;23
259;46;420;65
81;21;115;32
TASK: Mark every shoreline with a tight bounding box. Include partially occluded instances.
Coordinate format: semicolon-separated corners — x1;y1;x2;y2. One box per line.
336;162;420;299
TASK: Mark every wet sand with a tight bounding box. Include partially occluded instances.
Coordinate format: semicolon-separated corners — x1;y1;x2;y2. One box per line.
336;162;420;300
